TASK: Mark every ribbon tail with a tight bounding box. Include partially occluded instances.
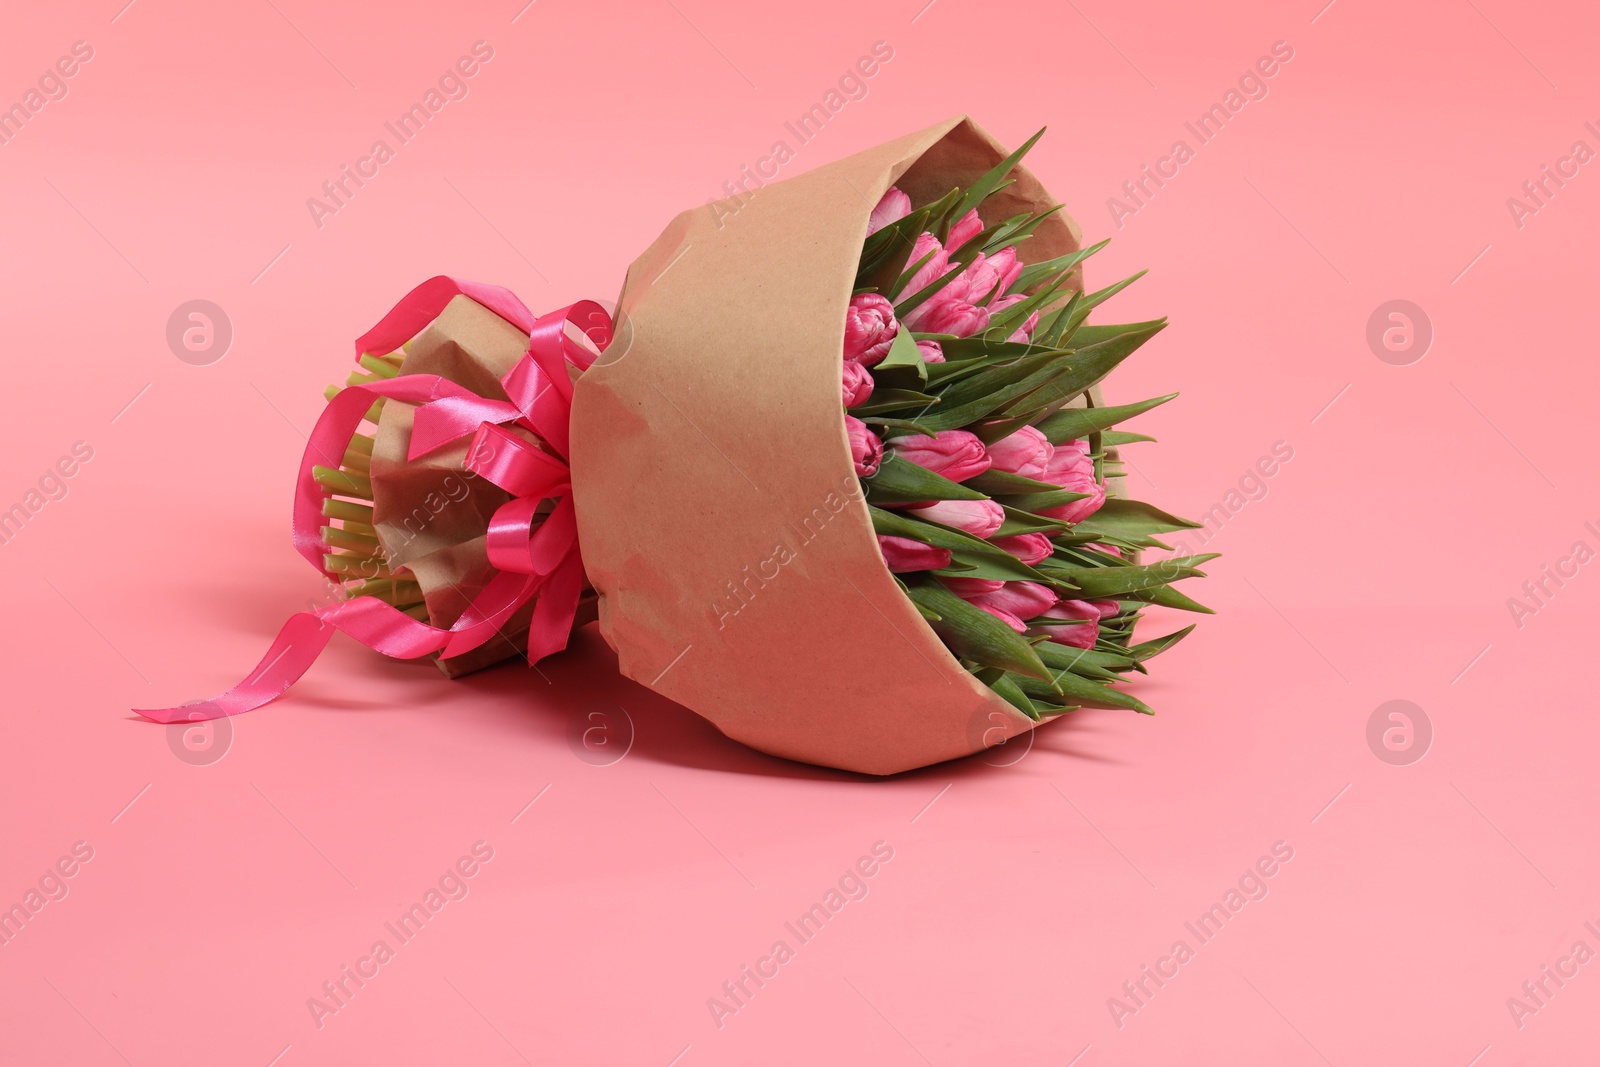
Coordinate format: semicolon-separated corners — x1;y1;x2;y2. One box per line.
525;549;586;664
135;597;452;723
134;612;337;723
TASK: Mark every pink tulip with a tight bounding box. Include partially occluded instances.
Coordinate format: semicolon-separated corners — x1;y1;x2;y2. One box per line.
901;232;953;298
844;294;899;367
947;209;984;250
979;605;1028;633
846;416;882;477
966;247;1024;302
942;577;1003;598
1033;599;1118;649
841;361;874;408
902;245;1028;338
1037;438;1106;524
967;580;1058;621
941;574;1027;631
1008;311;1040;344
912;248;1023;322
993;533;1053;566
906;498;1004;539
876;535;951;573
988;292;1026;319
888;430;991;482
867;187;912;235
916;339;945;363
987;426;1054;480
910;298;989;338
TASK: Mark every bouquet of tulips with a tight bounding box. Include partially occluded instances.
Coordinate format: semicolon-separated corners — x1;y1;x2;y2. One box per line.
140;116;1213;775
838;137;1211;723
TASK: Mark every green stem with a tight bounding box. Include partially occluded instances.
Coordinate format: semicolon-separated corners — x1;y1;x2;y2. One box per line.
322;498;374;524
359;354;400;379
322;387;383;424
322;525;379;552
313;465;372;499
324;553;392;578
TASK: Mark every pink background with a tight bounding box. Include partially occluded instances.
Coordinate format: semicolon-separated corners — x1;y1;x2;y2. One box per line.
2;0;1596;1062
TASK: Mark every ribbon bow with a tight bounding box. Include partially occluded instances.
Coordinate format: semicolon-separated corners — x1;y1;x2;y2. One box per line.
136;277;610;724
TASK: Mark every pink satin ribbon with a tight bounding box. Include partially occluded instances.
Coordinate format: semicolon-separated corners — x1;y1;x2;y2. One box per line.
136;277;610;724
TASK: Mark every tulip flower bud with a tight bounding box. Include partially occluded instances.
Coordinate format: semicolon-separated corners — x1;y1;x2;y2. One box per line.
842;361;874;408
987;425;1054;480
905;498;1004;539
1037;439;1106;524
1007;310;1040;344
843;294;899;367
941;577;1004;598
978;605;1028;633
846;415;883;477
888;430;990;482
947;208;983;250
867;187;912;235
963;580;1058;622
992;532;1053;565
900;232;952;300
876;535;951;573
902;241;1025;338
1032;598;1119;649
910;299;989;338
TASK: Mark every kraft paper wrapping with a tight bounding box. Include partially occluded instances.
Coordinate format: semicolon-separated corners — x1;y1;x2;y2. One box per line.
571;115;1104;775
368;296;595;678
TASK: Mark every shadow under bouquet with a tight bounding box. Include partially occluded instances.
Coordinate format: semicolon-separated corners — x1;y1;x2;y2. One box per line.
139;116;1212;775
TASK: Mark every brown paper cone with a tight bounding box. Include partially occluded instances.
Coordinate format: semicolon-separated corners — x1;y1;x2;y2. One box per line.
571;115;1103;775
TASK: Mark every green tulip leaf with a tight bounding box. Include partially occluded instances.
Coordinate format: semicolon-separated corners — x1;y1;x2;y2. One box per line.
863;455;988;503
905;578;1051;681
